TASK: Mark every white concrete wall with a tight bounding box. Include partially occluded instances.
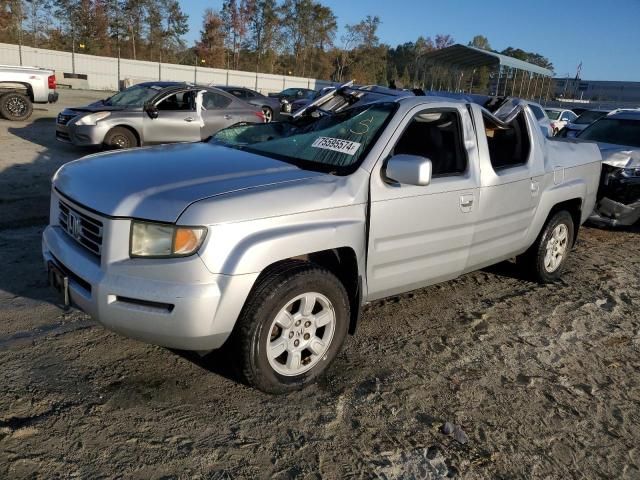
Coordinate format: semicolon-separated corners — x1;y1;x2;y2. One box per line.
0;43;334;93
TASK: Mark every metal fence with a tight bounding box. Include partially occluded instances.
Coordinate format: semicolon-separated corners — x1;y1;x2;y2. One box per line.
0;42;334;94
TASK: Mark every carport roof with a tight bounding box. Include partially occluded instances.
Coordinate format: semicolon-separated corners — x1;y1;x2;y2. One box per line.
421;44;553;77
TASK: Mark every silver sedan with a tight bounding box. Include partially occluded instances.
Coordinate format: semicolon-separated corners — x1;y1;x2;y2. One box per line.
56;82;265;149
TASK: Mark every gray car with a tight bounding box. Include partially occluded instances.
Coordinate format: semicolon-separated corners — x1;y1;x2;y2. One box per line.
56;81;265;149
214;85;282;122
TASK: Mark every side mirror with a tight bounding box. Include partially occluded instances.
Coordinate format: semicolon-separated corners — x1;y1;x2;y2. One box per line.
144;103;159;119
385;154;432;186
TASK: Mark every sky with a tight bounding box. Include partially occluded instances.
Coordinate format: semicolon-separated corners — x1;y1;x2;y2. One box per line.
181;0;640;82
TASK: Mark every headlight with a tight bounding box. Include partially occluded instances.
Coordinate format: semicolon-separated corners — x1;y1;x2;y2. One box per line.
76;111;111;126
620;167;640;178
130;221;207;258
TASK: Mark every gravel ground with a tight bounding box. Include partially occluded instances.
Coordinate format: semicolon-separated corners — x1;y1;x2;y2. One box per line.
1;91;639;479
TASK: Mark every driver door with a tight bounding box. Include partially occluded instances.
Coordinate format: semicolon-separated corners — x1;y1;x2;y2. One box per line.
143;89;202;144
366;105;480;300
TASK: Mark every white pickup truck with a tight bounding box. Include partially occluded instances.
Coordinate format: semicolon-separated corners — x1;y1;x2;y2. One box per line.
43;88;602;393
0;64;58;120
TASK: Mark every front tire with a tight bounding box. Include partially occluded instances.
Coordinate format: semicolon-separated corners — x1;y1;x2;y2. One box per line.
262;106;273;123
0;92;33;121
104;126;138;149
518;210;574;283
233;261;349;394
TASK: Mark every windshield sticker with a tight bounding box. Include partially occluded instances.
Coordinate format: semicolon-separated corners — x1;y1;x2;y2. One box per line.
311;137;362;155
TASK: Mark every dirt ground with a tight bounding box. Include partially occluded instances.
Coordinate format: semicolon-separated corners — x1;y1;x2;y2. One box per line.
1;90;639;479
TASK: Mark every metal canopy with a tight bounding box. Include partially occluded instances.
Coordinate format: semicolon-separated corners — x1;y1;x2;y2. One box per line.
422;44;553;77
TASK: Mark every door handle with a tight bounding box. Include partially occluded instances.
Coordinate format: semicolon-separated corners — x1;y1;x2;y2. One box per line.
460;194;474;212
184;117;194;122
224;114;232;120
531;180;540;196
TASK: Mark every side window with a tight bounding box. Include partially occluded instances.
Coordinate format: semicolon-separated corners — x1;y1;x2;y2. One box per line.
230;89;246;98
202;92;232;109
244;89;256;98
530;105;545;120
392;110;467;176
156;91;195;111
483;112;531;170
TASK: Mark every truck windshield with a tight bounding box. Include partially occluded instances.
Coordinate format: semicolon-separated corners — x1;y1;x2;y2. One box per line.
578;118;640;148
211;102;396;174
105;84;164;107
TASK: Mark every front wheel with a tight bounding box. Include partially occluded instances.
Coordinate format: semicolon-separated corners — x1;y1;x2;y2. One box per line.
104;126;138;149
518;210;574;283
233;261;349;394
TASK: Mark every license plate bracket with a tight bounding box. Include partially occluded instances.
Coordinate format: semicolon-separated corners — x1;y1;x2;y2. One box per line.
47;261;70;308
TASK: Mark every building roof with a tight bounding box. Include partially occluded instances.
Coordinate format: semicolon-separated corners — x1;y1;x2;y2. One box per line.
421;44;553;77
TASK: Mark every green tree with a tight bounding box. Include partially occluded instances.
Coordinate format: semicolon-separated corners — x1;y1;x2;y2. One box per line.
468;34;490;50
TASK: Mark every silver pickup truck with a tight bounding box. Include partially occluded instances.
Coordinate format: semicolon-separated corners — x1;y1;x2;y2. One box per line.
0;64;58;120
43;89;601;393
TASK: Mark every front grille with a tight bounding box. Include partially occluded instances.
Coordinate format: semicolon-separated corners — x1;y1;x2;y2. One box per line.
57;113;76;125
59;200;104;257
56;131;71;141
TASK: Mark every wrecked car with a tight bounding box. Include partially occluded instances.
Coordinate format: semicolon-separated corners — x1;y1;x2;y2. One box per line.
43;85;601;393
576;109;640;226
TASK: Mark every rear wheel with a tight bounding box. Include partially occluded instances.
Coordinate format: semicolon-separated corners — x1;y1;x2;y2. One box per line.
518;210;574;283
262;106;273;123
233;261;349;394
104;126;138;149
0;92;33;121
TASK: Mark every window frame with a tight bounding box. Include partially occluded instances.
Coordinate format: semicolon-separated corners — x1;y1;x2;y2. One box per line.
388;107;469;178
482;109;532;173
153;89;196;112
202;90;233;109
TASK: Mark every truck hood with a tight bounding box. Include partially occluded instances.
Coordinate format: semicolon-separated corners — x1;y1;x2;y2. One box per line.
597;144;640;169
53;143;324;222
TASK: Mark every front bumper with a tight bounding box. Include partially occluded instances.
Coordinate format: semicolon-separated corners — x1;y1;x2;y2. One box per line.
42;216;258;351
591;165;640;226
56;121;110;146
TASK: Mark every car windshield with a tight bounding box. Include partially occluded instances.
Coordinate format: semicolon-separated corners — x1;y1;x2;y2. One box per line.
574;110;609;125
105;84;165;106
211;102;396;173
545;110;561;120
577;118;640;148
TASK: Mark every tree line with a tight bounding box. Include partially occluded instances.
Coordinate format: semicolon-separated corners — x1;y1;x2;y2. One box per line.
0;1;553;92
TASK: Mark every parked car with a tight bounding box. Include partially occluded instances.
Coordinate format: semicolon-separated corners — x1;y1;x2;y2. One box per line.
0;64;58;121
281;86;335;115
544;107;578;135
267;87;316;103
576;109;640;226
559;108;611;138
43;88;601;393
214;85;281;122
56;81;265;149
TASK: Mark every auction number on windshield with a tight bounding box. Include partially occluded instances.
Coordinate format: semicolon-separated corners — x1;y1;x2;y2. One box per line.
311;137;362;155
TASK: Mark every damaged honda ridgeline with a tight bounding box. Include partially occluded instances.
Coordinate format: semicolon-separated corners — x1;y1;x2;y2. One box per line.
43;85;602;393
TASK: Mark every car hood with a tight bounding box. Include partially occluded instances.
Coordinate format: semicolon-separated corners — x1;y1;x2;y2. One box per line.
596;144;640;169
62;103;134;114
53;143;325;222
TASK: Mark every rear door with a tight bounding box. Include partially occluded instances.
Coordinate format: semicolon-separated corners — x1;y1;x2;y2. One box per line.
366;104;481;300
144;89;201;144
199;90;246;139
465;105;543;271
